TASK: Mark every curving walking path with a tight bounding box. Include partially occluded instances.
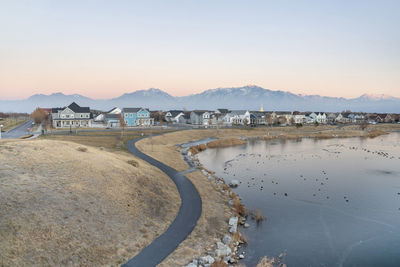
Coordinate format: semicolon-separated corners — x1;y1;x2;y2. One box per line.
123;138;202;267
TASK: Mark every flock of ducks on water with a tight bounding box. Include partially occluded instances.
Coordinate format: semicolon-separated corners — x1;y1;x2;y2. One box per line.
220;147;400;209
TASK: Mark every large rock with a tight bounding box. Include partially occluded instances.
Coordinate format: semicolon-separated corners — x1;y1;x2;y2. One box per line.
229;217;238;233
222;234;232;245
216;241;232;258
199;255;215;266
229;179;239;187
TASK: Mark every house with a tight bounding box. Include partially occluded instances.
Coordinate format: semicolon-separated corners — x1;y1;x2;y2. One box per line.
293;112;307;124
327;113;337;124
366;114;384;124
316;113;327;124
335;112;351;123
190;111;211;125
104;113;121;128
122;108;154;127
250;111;269;125
51;102;92;128
347;113;365;123
165;110;184;123
94;107;121;122
229;110;251;125
271;111;293;125
384;114;395;123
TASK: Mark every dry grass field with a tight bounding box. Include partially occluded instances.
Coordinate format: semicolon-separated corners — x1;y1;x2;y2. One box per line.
0;139;180;266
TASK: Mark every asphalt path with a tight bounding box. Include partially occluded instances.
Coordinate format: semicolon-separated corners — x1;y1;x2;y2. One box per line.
1;120;34;139
123;137;202;267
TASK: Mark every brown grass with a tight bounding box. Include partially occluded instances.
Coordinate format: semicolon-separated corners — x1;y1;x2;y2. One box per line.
233;196;248;217
0;139;180;266
207;138;246;148
211;260;229;267
366;129;388;138
1;117;28;132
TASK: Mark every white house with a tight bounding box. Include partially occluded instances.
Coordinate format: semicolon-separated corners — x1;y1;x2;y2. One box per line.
165;110;185;123
316;113;327;124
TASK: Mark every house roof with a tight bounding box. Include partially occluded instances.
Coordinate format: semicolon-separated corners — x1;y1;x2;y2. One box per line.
230;110;247;115
68;102;90;113
192;110;209;115
122;108;142;113
51;107;64;113
167;110;184;117
216;109;229;113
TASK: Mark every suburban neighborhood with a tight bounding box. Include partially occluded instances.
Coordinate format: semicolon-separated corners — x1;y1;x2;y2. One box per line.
34;102;400;130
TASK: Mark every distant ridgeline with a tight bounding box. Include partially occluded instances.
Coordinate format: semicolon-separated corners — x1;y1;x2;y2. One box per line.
1;86;399;113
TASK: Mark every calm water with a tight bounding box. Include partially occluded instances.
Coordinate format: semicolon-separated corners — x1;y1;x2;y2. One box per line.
197;133;400;267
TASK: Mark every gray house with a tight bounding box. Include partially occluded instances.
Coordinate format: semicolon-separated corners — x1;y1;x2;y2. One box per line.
51;102;92;128
190;110;211;125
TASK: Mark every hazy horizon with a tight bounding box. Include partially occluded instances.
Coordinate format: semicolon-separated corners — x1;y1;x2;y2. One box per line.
0;85;398;101
1;1;399;100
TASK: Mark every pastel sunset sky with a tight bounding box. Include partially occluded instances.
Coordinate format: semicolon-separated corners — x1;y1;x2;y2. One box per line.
1;0;399;100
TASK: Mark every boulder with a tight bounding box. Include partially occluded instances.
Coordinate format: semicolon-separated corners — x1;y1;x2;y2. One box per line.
244;223;250;228
228;217;238;233
199;255;215;266
222;235;232;245
229;179;239;188
216;242;232;258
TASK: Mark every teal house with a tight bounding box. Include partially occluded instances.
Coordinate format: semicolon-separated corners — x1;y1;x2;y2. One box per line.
122;108;154;127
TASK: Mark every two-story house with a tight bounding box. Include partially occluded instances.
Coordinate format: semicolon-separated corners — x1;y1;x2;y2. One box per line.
51;102;92;128
122;108;154;127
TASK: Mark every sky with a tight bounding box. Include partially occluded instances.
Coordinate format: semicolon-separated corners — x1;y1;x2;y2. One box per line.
0;0;399;100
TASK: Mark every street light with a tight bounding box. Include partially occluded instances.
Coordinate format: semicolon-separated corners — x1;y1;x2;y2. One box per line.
0;124;3;139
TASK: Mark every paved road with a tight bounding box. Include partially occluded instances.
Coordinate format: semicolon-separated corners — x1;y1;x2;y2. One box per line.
1;120;35;139
123;138;202;267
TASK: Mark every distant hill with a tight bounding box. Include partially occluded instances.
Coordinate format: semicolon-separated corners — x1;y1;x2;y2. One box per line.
0;85;399;113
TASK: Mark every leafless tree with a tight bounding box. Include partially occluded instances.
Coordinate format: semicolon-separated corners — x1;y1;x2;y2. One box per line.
119;113;126;138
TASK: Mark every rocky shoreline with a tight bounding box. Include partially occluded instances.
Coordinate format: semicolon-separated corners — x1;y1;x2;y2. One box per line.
180;139;251;267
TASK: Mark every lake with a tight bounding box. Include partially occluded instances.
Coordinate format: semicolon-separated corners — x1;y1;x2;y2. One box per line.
197;133;400;267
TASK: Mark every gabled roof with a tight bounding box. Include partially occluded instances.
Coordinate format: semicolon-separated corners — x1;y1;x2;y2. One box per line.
122;108;142;113
68;102;90;113
192;110;209;115
216;108;229;114
230;110;247;115
166;110;184;117
51;107;64;113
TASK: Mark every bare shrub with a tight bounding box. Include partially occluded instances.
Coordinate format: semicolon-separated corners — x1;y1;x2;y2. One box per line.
255;209;264;223
241;233;248;244
367;130;387;138
127;160;139;167
233;197;248;217
77;147;88;152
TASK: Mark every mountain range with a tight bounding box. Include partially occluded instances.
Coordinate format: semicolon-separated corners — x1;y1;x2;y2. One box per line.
0;86;399;113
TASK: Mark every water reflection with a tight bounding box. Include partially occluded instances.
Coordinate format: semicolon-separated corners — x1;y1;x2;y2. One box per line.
197;133;400;267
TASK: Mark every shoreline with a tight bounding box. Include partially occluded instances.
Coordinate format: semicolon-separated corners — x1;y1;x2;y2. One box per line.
133;125;400;266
